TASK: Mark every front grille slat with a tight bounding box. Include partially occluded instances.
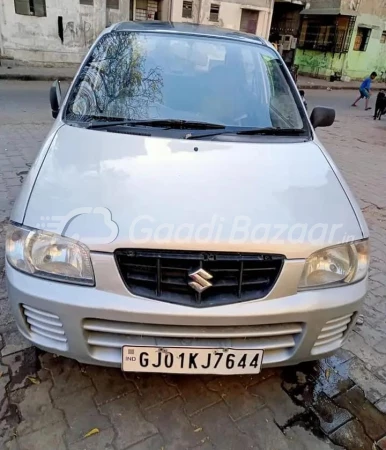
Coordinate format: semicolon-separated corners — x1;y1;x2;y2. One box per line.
26;318;66;336
156;258;161;296
24;310;63;328
126;273;156;282
317;325;349;341
161;277;187;286
83;319;303;360
30;326;68;343
313;333;345;348
83;319;303;338
21;304;68;350
115;250;284;307
23;304;60;320
312;313;356;355
240;278;270;286
238;260;243;298
86;331;297;350
120;263;156;270
321;318;352;332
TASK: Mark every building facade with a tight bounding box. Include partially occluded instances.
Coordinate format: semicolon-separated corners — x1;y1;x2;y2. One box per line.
269;0;309;67
0;0;274;66
294;0;386;80
167;0;274;37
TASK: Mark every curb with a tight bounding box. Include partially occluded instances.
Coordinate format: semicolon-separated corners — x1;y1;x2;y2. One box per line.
0;74;74;81
298;84;385;91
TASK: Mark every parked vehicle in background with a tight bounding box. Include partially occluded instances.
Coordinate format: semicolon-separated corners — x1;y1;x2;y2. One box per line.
6;22;368;375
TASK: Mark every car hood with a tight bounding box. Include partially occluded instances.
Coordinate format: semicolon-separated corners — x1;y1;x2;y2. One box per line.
23;125;362;259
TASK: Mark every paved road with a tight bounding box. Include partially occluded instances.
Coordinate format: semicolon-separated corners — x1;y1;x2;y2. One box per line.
1;81;386;450
308;90;356;112
0;78;375;119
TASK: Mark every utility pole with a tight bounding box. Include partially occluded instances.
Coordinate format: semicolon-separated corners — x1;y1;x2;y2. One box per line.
94;0;107;37
121;0;131;21
266;0;275;40
197;0;203;24
0;1;4;60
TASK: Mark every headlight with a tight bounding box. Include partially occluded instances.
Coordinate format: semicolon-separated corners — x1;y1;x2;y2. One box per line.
298;239;369;290
6;224;95;286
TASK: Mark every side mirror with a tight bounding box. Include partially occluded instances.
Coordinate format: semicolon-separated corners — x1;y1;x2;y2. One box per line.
50;80;62;119
310;106;335;128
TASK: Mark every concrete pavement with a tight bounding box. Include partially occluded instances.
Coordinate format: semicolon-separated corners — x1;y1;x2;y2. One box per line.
1;82;386;449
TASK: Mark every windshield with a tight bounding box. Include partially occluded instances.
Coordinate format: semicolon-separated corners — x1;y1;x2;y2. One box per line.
65;31;306;131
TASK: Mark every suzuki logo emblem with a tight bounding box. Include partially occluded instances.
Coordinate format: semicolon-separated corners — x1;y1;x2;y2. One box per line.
188;268;213;293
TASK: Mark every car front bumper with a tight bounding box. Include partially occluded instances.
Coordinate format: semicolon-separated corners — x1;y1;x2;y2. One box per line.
6;254;367;372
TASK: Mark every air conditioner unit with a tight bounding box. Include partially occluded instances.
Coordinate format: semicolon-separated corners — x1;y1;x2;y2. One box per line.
281;35;292;51
290;37;298;49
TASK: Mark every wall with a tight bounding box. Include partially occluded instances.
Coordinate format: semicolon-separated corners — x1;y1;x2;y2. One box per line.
0;0;272;65
0;0;131;66
294;49;345;78
306;0;360;13
295;0;386;79
170;0;273;37
0;0;93;65
107;1;131;26
345;12;386;79
307;0;341;9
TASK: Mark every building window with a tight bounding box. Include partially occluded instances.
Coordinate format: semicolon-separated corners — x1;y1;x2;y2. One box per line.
107;0;119;8
381;31;386;44
299;17;335;52
136;0;148;9
14;0;46;16
240;9;259;34
298;15;355;54
209;4;219;22
182;1;193;19
135;0;148;20
354;27;371;51
80;0;93;5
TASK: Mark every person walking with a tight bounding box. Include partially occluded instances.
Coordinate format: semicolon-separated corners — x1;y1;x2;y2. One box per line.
351;72;377;110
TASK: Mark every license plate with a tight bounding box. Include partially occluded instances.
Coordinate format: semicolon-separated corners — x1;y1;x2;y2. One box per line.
122;346;263;375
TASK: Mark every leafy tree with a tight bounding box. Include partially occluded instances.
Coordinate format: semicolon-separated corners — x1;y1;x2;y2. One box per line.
67;32;163;121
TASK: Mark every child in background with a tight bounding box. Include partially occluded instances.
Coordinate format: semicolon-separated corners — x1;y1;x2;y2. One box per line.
351;72;377;110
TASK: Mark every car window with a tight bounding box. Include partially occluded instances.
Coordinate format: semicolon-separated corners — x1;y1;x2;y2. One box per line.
262;55;301;128
65;31;305;130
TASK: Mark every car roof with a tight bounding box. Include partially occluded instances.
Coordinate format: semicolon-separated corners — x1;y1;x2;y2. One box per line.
112;21;266;46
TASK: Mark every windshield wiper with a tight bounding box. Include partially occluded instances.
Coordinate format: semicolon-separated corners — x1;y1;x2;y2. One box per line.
236;127;306;136
185;127;307;140
85;119;226;130
184;130;232;140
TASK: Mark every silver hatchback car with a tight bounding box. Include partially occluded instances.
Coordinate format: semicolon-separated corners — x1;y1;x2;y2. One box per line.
6;22;368;375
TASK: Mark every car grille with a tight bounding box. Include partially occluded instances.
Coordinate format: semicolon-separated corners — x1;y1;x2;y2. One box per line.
83;318;303;365
311;313;356;355
21;304;68;351
115;250;284;307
